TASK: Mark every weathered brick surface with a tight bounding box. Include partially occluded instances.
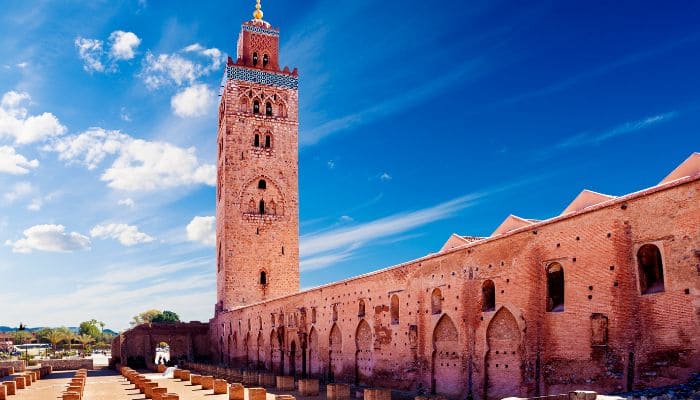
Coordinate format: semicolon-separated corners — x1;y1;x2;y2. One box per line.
39;359;94;371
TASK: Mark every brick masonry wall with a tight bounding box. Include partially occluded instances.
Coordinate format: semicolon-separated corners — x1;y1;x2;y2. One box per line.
210;176;700;400
39;359;94;371
0;360;25;372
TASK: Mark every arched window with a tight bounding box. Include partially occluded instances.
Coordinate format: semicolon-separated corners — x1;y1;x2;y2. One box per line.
253;134;260;147
258;179;267;189
263;54;269;67
431;288;442;315
482;280;496;312
252;52;258;66
265;102;273;116
259;200;265;215
358;299;366;317
311;307;317;324
332;304;338;322
278;103;287;118
259;271;267;285
390;295;399;325
637;244;665;294
253;100;260;114
546;263;565;312
265;135;271;148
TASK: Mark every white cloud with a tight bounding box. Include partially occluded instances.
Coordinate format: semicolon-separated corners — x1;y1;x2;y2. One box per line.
186;216;216;247
171;84;215;118
0;91;66;144
5;224;91;254
118;198;135;208
120;107;131;122
90;223;155;246
327;160;335;169
4;181;34;203
27;198;42;211
0;146;39;174
140;44;222;89
380;172;392;181
109;31;141;60
16;62;28;69
44;127;215;191
75;37;105;72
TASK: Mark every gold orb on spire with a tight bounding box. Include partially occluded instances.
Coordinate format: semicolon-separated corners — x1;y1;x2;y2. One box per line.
253;0;263;20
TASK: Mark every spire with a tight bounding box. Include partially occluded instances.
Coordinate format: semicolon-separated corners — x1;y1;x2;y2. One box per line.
253;0;264;21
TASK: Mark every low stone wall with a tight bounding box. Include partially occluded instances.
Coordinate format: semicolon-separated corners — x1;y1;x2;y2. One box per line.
39;358;94;371
0;360;25;372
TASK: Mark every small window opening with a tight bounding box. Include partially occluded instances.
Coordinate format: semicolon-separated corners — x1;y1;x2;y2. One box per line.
546;263;565;312
265;135;271;148
253;100;260;114
312;307;317;324
266;102;273;116
252;52;259;66
431;288;442;315
263;54;269;67
254;134;260;147
258;179;267;189
259;200;265;215
358;300;366;317
390;295;399;325
637;244;665;294
482;280;495;312
332;305;338;322
259;271;267;285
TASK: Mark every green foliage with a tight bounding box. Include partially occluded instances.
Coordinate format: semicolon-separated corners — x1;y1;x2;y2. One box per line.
11;330;32;345
131;309;162;326
151;310;180;324
79;319;102;339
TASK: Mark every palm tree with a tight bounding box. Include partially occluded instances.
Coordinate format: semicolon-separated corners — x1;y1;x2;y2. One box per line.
77;334;94;353
45;330;65;356
64;332;77;352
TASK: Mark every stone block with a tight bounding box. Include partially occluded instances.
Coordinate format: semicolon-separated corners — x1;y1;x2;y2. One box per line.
365;389;391;400
328;384;351;400
62;392;81;400
144;382;159;397
2;381;16;396
230;383;245;400
249;387;267;400
299;379;320;396
191;374;202;385
173;369;182;379
24;373;32;386
180;370;191;381
157;364;167;373
214;379;229;394
259;373;276;387
202;375;215;390
161;394;179;400
276;375;295;391
152;387;168;400
569;391;597;400
0;385;6;400
14;376;26;389
276;395;296;400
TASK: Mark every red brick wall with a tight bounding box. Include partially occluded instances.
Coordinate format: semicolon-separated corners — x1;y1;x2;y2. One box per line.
210;176;699;399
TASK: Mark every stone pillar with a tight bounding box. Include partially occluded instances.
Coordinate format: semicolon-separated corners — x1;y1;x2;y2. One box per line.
152;387;168;400
2;381;16;396
299;379;320;396
191;374;202;385
230;383;245;400
249;388;267;400
0;384;6;400
364;389;391;400
327;384;351;400
214;379;228;395
201;375;215;390
276;375;295;391
14;376;26;389
181;370;191;381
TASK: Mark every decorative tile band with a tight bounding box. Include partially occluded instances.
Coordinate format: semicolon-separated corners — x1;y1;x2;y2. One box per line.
242;24;279;37
225;65;298;90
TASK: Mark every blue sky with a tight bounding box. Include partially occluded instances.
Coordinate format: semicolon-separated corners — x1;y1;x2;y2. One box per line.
0;0;698;330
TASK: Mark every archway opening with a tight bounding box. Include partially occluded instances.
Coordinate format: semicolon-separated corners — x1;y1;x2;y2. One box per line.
155;341;170;366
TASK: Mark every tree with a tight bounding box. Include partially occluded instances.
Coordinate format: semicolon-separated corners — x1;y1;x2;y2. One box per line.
79;320;102;339
45;329;66;355
11;330;32;345
151;310;180;324
76;334;94;353
131;309;162;326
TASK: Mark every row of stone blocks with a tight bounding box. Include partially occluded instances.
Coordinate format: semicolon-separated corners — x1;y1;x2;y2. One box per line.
121;367;179;400
60;369;87;400
0;365;52;400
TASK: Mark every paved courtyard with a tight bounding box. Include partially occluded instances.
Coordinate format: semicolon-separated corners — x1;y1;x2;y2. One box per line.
6;369;307;400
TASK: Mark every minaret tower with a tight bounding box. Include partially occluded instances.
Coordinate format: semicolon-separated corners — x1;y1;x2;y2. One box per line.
216;0;300;312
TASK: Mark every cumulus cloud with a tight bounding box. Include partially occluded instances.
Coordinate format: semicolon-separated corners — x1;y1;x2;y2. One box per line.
0;91;66;145
0;146;39;174
140;44;222;89
44;127;215;191
90;223;154;246
5;224;91;254
75;31;141;72
109;31;141;60
171;84;215;118
75;37;104;72
186;216;215;247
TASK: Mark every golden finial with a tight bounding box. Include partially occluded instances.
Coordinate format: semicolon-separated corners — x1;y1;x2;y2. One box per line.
253;0;263;21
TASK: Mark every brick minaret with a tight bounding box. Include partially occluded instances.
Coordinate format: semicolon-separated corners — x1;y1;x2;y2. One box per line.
216;1;299;312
